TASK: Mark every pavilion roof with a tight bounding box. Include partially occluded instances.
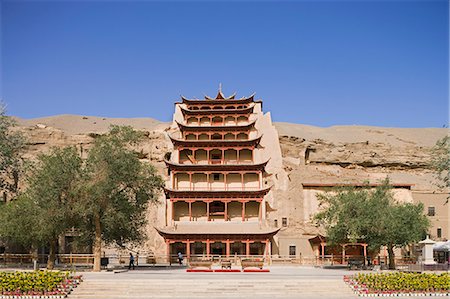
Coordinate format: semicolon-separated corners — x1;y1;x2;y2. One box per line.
168;135;262;148
180;105;254;116
175;120;256;132
164;159;269;172
163;186;272;199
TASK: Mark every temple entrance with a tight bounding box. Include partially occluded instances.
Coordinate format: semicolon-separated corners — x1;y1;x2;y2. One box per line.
210;242;226;255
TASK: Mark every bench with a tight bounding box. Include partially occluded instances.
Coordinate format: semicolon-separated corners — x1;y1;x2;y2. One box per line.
347;259;365;270
220;259;232;269
241;258;264;269
188;259;213;269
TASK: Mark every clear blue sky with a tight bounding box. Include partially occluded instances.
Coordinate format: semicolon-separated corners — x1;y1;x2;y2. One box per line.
1;0;448;127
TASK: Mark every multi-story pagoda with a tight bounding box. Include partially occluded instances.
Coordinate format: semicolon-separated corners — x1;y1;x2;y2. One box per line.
157;86;282;259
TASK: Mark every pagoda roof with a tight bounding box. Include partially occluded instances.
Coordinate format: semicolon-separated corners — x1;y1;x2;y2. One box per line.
164;186;272;199
156;223;280;239
168;135;262;148
164;159;269;172
180;94;256;105
176;120;256;132
180;105;254;116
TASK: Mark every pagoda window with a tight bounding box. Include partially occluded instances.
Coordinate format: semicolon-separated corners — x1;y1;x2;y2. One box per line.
226;173;241;190
244;173;259;190
194;149;207;164
245;201;260;221
239;149;253;163
237;133;248;140
212;116;223;125
185;134;196;140
210;173;224;189
224;133;235;140
200;106;211;110
192;173;207;190
190;106;200;110
210;149;222;164
179;149;193;164
228;201;242;222
210;201;225;214
212;106;223;110
173;201;189;221
200;117;210;126
224;116;235;125
224;149;237;164
211;133;222;140
187;117;198;125
237;116;248;125
175;173;190;190
198;133;209;140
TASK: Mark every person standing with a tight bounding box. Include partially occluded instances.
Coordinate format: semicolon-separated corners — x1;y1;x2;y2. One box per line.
177;252;183;265
129;252;135;270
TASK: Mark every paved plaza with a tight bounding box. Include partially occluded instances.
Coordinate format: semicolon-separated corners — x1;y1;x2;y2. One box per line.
68;266;357;299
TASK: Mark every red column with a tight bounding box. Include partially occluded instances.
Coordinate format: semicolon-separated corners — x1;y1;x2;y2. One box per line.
189;172;192;190
185;240;191;259
242;201;246;222
241;173;244;191
225;239;230;257
264;239;270;257
258;200;262;223
237;149;240;164
245;239;250;257
224;201;228;221
206;239;210;257
320;242;325;258
171;200;175;223
188;201;192;221
206;201;210;221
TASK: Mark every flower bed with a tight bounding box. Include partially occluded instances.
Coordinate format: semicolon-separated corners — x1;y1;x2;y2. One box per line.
344;272;449;297
0;270;82;298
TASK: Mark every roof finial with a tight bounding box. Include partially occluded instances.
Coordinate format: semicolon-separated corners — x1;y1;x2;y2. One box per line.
219;83;222;93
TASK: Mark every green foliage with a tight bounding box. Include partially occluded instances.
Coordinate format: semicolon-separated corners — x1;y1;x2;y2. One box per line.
77;125;163;246
0;193;43;247
0;104;25;196
314;179;430;268
353;272;449;293
0;270;82;296
431;136;450;198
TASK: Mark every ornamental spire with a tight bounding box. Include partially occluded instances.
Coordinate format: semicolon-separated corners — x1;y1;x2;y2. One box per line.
204;84;236;100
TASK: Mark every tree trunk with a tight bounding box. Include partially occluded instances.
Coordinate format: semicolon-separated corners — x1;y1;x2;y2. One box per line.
30;244;39;270
387;244;396;270
93;213;102;272
47;239;56;270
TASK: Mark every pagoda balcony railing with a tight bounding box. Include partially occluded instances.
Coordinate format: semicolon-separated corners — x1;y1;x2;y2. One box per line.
175;186;260;191
180;159;254;165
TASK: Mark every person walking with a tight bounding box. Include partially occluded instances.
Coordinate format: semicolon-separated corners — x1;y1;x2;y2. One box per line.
177;252;183;265
129;252;135;270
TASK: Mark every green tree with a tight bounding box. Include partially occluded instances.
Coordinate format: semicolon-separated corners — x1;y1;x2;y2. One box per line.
315;180;429;269
77;126;163;271
0;103;25;199
431;136;450;202
26;146;83;269
0;146;83;269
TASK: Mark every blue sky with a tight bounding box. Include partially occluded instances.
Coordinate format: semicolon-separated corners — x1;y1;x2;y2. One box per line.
1;0;448;127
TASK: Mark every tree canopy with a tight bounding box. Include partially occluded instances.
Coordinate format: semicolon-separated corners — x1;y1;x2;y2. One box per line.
0;104;25;199
431;136;450;201
315;180;429;269
76;126;164;271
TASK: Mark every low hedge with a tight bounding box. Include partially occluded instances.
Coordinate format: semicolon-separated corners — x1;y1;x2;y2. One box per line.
0;270;82;297
345;272;449;295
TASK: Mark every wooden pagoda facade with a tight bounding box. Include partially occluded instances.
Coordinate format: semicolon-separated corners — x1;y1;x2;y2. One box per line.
157;87;279;259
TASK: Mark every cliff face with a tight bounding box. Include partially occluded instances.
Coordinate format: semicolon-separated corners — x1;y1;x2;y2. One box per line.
13;115;449;255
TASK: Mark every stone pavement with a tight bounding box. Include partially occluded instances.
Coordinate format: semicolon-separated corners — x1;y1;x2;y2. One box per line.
68;266;447;299
70;266;357;299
